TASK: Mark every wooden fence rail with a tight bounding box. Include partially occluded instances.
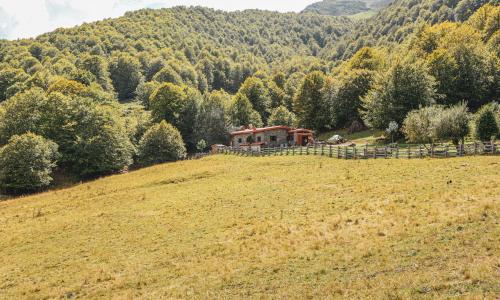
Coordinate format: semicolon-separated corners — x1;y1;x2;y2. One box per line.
217;142;499;159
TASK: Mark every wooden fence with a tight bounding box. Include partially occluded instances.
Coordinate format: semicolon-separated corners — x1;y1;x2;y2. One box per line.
216;142;499;159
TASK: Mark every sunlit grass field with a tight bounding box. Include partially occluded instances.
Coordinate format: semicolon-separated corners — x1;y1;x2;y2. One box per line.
0;155;499;299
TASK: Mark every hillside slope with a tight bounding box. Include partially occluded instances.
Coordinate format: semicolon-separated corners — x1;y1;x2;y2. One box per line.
0;7;353;97
303;0;372;16
302;0;394;17
0;155;499;298
327;0;497;59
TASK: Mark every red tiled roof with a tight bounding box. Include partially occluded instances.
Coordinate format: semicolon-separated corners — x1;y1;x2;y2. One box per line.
239;142;265;146
289;128;314;133
230;126;291;135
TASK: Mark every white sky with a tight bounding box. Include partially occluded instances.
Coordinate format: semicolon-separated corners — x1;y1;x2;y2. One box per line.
0;0;318;40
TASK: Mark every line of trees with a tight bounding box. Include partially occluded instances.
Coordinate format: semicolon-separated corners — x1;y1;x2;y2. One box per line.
0;4;498;195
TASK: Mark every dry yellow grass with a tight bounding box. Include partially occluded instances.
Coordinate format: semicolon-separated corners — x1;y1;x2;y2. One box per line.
0;155;499;299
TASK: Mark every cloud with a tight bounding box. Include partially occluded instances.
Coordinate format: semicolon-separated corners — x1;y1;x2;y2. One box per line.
45;0;83;20
0;7;17;39
0;0;317;40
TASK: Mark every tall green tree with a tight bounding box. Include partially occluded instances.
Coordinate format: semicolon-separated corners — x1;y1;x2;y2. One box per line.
475;104;499;141
434;102;470;145
109;53;144;101
268;106;296;127
66;99;135;178
0;67;28;102
238;77;271;123
0;133;59;194
294;71;330;130
79;55;113;91
150;83;187;126
362;61;437;129
195;90;232;147
138;120;186;166
230;93;262;128
178;86;202;151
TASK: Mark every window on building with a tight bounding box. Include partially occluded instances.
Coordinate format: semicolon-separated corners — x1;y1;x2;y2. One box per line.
257;136;262;142
238;138;242;143
270;136;277;142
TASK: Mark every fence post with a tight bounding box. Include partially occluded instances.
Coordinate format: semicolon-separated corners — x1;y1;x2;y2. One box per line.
344;146;348;159
396;145;399;159
374;146;377;159
321;144;324;156
329;145;332;157
419;145;423;158
353;146;357;159
384;147;388;159
431;144;434;158
337;146;341;159
445;145;449;158
407;145;411;159
314;145;317;155
306;146;310;155
364;145;368;159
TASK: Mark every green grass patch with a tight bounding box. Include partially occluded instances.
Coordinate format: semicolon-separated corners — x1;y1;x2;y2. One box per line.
318;128;385;144
347;10;378;20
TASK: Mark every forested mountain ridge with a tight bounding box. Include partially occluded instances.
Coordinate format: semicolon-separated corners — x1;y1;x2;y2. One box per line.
303;0;372;16
327;0;499;59
0;3;498;195
0;7;352;96
303;0;394;17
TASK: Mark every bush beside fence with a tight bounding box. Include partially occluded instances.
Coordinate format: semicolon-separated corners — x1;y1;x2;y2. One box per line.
216;142;499;159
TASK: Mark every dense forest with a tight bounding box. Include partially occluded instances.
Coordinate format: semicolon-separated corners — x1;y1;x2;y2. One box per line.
0;0;498;194
328;0;499;59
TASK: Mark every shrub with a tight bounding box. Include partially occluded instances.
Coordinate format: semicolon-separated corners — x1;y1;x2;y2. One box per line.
0;133;59;194
196;139;207;152
385;121;399;143
475;105;499;141
138;121;186;166
402;106;443;145
434;102;470;144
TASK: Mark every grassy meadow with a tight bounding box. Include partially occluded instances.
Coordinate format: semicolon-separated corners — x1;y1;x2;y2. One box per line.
0;155;499;299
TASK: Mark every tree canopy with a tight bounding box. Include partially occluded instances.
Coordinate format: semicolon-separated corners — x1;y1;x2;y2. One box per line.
0;2;498;195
